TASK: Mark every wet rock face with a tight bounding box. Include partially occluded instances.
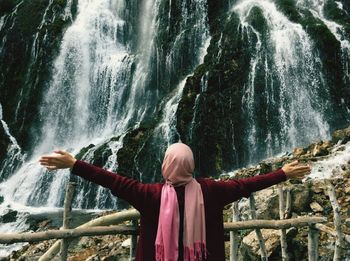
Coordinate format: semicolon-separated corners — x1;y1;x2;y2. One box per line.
0;0;75;153
117;126;153;179
341;0;350;13
175;0;350;177
0;209;18;223
176;11;250;176
0;124;11;161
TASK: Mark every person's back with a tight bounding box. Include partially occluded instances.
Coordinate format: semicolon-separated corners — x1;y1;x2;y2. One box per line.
40;143;311;260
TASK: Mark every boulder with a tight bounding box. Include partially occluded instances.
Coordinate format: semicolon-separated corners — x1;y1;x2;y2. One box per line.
290;184;312;213
332;125;350;144
239;228;301;260
307;141;330;157
0;209;18;223
121;238;131;248
310;201;324;213
293;147;306;157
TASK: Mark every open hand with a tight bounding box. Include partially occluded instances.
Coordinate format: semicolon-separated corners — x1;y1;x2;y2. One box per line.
282;160;311;180
39;150;77;170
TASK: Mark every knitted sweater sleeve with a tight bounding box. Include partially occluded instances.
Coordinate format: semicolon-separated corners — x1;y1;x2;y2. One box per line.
71;160;149;211
209;169;287;206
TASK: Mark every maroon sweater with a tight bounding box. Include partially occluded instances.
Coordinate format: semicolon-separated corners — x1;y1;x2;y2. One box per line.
72;160;286;261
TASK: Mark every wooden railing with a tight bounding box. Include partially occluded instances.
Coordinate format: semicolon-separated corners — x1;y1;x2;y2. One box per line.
0;182;349;261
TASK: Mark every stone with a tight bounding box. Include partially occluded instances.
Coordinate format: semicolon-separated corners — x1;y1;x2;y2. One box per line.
346;218;350;228
345;187;350;194
293;147;306;157
310;201;324;212
332;125;350;144
311;143;329;157
0;195;4;204
258;162;272;174
77;237;92;248
239;228;300;260
121;238;131;248
291;185;312;213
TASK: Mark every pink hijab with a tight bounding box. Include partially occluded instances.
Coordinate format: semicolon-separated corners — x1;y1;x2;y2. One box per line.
155;143;207;261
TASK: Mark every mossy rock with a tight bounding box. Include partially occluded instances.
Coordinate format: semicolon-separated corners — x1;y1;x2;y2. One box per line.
0;124;11;161
0;209;18;223
92;143;113;168
332;125;350;144
290;184;313;213
75;142;113;168
117;125;154;178
75;144;95;160
275;0;302;23
0;0;75;153
246;6;269;36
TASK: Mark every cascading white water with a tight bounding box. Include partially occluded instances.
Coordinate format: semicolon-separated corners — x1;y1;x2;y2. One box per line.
232;0;330;164
0;0;135;209
297;0;350;89
0;104;25;179
0;0;211;210
138;0;211;181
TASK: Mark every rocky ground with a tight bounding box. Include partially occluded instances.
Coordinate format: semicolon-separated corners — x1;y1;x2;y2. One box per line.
2;126;350;261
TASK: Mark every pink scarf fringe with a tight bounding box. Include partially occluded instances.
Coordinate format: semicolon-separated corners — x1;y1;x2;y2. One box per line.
156;242;207;261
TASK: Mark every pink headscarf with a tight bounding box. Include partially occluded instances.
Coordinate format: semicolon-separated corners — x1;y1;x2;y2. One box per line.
155;143;207;261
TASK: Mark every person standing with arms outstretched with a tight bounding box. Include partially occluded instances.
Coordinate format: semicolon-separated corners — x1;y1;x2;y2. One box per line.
39;143;311;261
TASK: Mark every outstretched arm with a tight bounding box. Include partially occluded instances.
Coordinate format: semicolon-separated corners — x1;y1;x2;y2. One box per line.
211;161;311;206
39;150;148;211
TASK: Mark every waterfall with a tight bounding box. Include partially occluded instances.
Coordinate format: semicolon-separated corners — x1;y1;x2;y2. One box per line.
0;0;140;209
0;0;210;210
0;104;25;181
297;0;350;95
232;0;331;164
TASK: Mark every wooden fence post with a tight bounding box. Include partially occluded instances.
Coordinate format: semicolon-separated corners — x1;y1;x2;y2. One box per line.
326;181;344;261
230;201;240;261
249;194;268;261
130;219;138;261
60;182;76;261
284;188;291;219
308;224;319;261
278;185;289;261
